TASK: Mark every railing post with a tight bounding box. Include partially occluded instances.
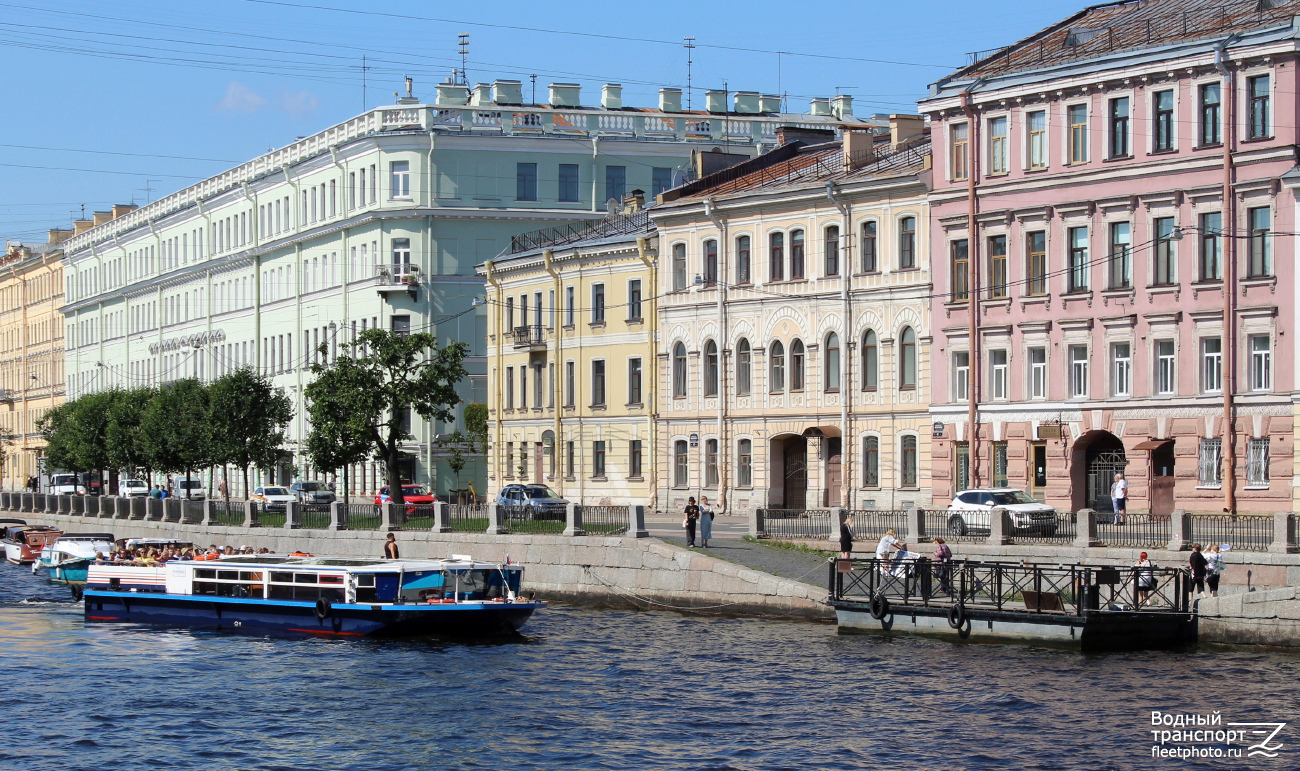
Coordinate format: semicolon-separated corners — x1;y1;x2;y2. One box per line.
563;502;585;536
829;507;845;543
750;507;766;538
146;498;162;521
201;500;215;526
486;503;508;535
383;502;401;531
906;506;926;544
1270;512;1295;554
1074;508;1099;548
629;504;649;538
987;506;1012;545
433;501;452;533
328;501;344;531
1166;508;1190;551
285;501;300;529
243;500;256;528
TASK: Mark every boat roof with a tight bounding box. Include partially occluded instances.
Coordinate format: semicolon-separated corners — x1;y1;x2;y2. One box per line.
0;518;27;525
57;533;116;541
124;538;194;546
198;555;510;572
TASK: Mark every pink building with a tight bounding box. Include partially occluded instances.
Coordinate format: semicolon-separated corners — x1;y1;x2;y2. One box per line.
922;0;1297;516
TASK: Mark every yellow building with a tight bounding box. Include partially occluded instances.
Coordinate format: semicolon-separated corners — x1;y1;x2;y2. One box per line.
480;208;659;506
1;230;70;488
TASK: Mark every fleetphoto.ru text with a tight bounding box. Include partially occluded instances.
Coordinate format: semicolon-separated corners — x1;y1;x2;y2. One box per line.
1151;711;1287;761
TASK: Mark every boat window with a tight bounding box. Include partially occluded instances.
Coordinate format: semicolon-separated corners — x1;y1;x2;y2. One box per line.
270;572;293;583
195;569;216;579
319;575;344;585
356;575;376;587
218;570;239;580
293;573;319;584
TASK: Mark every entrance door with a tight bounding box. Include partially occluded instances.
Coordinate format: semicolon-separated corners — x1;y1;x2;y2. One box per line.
824;438;842;507
1030;443;1047;502
783;437;807;509
1086;449;1127;513
1150;442;1175;519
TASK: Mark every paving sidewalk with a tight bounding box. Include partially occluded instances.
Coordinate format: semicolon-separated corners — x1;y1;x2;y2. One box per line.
658;535;831;589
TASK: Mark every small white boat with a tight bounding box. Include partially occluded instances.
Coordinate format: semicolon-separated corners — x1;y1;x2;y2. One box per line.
34;532;117;589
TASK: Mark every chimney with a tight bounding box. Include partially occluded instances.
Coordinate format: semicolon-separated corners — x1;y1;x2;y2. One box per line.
548;83;581;107
776;126;836;147
759;94;782;113
809;98;832;116
470;82;492;106
733;91;760;114
92;211;112;226
622;189;646;214
658;87;683;113
73;219;94;235
111;203;137;219
705;89;727;113
47;228;73;245
435;79;469;106
492;79;523;105
843;128;875;170
832;94;854;119
601;83;623;110
889;114;926;149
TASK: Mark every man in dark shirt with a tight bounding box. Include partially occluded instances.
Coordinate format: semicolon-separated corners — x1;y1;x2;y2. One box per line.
384;532;400;559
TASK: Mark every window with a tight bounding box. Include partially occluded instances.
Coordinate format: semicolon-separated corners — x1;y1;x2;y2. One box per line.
626;279;643;321
788;229;805;279
988;116;1008;173
1153;90;1174;152
565;361;575;407
1248;207;1271;278
861;330;878;391
628;357;643;404
900;327;917;389
900;436;918;487
519;367;527;409
1108;222;1131;289
1156;340;1176;395
704;340;719;396
652;167;673;196
1068;226;1089;292
505;297;515;333
672;243;687;291
738;439;753;487
992;441;1008;488
1109;97;1130;158
589;440;606;478
824;226;839;276
990;349;1008;400
505;442;514;476
1029;347;1046;399
769;232;784;281
516;163;538;201
505;366;514;408
674;440;689;487
1069;345;1089;398
987;235;1007;298
951;239;969;301
1246;438;1270;487
673;343;687;398
898;217;916;269
862;436;879;487
735;235;751;284
953;351;970;401
565;286;575;327
1198;439;1222;487
558;164;580;202
735;339;752;395
630;440;643;478
1028;110;1047;168
566;441;575;477
703;240;718;286
1068;104;1089;163
391;238;411;273
954;443;970;492
390;161;410;198
790;340;805;391
705;439;719;487
604;166;626;204
1153;217;1177;285
1248;74;1270;139
591;283;605;323
1199;83;1221;146
950;122;969;180
1199;212;1222;281
825;333;840;392
1026;231;1047;295
861;221;878;273
770;340;785;392
1201;337;1223;393
1250;335;1271;391
1111;342;1131;396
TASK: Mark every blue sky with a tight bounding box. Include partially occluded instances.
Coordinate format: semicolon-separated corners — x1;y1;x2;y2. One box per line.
1;0;1088;242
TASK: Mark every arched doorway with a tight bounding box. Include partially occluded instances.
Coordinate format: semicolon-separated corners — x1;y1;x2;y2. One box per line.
1072;431;1126;513
769;434;808;509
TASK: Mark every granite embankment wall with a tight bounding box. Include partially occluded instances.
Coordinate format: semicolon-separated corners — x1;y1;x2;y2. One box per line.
22;512;834;621
1196;588;1300;648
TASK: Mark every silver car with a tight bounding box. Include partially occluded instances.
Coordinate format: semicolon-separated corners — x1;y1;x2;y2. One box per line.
946;488;1059;536
290;480;336;504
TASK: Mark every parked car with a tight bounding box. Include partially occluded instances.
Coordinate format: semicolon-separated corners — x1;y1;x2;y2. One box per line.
118;479;150;497
290;480;336;504
946;488;1059;536
48;474;86;496
374;485;438;513
251;486;296;512
175;479;206;500
495;484;569;521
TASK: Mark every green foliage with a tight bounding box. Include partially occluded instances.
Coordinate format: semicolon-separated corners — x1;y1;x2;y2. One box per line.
106;387;154;475
462;402;488;453
208;368;294;495
140;379;211;474
37;392;115;473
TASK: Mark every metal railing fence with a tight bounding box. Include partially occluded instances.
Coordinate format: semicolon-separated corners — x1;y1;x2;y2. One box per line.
761;508;833;540
1186;514;1273;552
581;505;628;535
1095;514;1171;549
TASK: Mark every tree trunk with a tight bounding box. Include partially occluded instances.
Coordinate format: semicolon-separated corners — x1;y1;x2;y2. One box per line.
387;450;404;505
242;464;250;501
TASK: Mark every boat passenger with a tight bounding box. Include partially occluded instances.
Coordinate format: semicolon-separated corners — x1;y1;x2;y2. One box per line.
92;553;106;565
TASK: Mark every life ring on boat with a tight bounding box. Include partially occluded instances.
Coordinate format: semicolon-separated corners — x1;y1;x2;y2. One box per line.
314;598;332;621
417;589;440;603
947;603;966;630
290;552;313;557
869;593;889;620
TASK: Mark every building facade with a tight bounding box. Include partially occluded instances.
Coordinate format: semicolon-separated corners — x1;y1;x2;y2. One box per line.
481;211;657;505
651;122;934;515
922;0;1297;515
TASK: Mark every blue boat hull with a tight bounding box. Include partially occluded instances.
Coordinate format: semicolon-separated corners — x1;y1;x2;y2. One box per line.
83;591;541;637
51;562;90;584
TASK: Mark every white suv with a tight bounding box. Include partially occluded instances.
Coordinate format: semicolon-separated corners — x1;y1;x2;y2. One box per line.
49;474;86;495
946;488;1059;537
118;479;150;497
175;479;206;499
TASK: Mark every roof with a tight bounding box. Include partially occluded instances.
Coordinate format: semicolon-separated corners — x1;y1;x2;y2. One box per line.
948;0;1297;81
505;209;653;256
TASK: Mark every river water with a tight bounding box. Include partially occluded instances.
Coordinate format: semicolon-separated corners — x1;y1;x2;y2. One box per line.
1;565;1296;770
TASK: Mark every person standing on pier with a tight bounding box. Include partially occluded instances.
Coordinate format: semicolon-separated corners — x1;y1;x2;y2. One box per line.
1188;543;1208;598
698;496;714;549
683;498;701;548
932;537;952;594
1110;473;1127;525
839;514;855;559
384;532;400;559
1204;544;1225;598
876;529;906;573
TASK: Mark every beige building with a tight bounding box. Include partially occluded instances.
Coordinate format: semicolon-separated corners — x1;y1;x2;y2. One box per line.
480;210;659;505
651;122;934;515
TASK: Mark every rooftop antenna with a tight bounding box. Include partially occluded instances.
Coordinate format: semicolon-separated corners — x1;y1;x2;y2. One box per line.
361;55;369;111
142;182;157;204
684;36;696;110
458;33;470;85
530;73;537;105
777;51;783;112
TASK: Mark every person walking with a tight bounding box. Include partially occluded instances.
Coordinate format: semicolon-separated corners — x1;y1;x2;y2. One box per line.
876;528;907;574
933;537;953;594
1188;543;1208;598
1205;544;1225;597
683;497;701;548
698;496;715;548
839;513;855;559
1110;473;1127;525
383;532;400;559
218;478;228;501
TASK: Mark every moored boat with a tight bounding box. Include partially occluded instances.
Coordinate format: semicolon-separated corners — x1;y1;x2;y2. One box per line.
34;532;117;588
83;554;544;636
3;525;65;565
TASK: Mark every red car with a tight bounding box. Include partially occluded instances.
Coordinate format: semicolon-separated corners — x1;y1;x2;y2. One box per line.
374;484;439;513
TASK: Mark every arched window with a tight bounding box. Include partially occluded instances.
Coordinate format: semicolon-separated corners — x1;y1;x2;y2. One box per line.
770;340;785;392
862;436;880;487
824;225;840;276
736;235;751;284
861;330;878;391
673;342;687;397
898;216;916;269
900;435;918;486
900;326;917;389
674;440;689;487
736;338;751;395
769;232;784;281
825;332;840;392
703;239;718;286
704;340;719;396
791;339;805;391
790;229;805;279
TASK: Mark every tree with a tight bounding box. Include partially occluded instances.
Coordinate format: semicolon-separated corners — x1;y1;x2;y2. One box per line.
208;368;294;498
36;402;76;475
38;392;115;478
140;379;211;487
463;402;488;453
106;387;154;483
305;328;468;505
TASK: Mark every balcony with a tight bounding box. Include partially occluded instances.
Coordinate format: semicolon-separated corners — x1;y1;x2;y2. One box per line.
376;263;419;298
512;324;545;350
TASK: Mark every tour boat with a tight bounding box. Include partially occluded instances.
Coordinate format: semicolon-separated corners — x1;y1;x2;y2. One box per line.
83;554;544;636
33;532;117;587
3;525;65;565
